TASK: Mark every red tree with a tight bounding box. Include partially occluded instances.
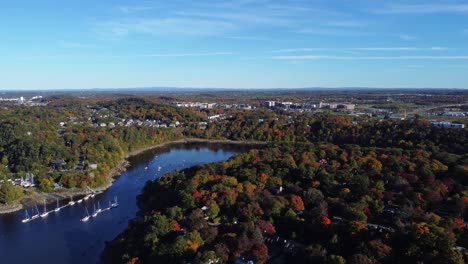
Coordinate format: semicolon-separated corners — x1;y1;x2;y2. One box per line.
290;195;305;211
257;220;276;234
320;216;332;225
251;243;268;264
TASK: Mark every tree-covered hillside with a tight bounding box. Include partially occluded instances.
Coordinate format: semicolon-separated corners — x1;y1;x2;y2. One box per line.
103;143;468;263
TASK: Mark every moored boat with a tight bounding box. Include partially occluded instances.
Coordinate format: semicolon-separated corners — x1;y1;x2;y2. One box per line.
81;207;90;222
22;209;31;223
54;199;60;212
92;204;98;217
31;205;40;219
68;196;75;206
96;201;102;213
111;196;119;208
40;200;49;217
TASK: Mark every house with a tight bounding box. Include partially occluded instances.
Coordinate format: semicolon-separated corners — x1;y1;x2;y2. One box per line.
89;163;98;170
51;159;68;170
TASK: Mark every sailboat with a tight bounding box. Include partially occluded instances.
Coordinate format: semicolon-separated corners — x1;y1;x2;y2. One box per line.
54;199;60;212
31;205;40;220
92;204;98;217
80;207;90;222
96;201;102;213
158;166;162;172
22;209;31;223
68;196;75;206
111;196;118;208
40;200;49;217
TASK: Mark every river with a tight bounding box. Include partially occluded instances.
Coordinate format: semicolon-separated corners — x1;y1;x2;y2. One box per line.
0;143;247;264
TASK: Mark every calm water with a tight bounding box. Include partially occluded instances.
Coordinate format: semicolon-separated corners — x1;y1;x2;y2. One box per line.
0;143;245;264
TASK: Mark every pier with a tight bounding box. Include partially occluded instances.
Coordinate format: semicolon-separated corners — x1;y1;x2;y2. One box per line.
21;191;105;224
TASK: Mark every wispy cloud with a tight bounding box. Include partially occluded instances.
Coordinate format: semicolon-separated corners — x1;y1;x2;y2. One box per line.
58;41;94;48
430;47;449;51
349;47;418;51
117;6;153;13
97;18;237;37
99;1;346;38
265;4;341;16
320;21;366;28
399;34;416;41
137;52;234;57
350;47;449;51
272;47;449;53
19;54;75;61
226;35;299;42
296;28;371;36
175;10;294;27
19;52;234;61
372;4;468;14
405;64;424;68
273;48;325;53
272;55;468;60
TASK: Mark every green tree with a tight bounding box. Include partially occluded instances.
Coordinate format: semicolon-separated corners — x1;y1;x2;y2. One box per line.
206;202;220;220
0;182;23;204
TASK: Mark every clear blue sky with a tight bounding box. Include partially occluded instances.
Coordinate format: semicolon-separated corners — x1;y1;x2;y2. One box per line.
1;0;468;89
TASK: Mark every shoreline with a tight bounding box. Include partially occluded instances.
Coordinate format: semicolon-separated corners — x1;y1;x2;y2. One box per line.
0;138;266;215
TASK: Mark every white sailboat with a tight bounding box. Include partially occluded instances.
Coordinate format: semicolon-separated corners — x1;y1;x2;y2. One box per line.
22;209;31;223
40;200;49;217
31;205;40;220
81;207;91;222
68;196;75;206
54;199;60;212
96;201;102;213
111;196;118;208
92;204;98;217
158;166;162;172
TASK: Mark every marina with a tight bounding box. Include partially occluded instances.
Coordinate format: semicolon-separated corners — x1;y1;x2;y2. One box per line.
0;144;243;264
21;191;104;223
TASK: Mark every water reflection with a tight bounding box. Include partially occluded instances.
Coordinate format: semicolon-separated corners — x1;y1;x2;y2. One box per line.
0;143;252;264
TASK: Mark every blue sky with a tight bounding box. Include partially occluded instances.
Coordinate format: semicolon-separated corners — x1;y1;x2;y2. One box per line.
1;0;468;89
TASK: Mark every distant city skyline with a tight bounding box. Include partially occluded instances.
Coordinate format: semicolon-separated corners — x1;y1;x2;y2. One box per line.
1;0;468;90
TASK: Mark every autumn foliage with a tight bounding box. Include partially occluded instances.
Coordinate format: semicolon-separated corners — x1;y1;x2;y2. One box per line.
290;194;305;211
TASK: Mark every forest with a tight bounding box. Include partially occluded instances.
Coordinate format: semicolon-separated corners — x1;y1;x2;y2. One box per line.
103;143;468;263
0;94;467;264
0;98;202;203
98;97;467;263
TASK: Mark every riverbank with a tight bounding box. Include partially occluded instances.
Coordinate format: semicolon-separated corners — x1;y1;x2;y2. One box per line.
0;138;266;214
101;138;267;191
